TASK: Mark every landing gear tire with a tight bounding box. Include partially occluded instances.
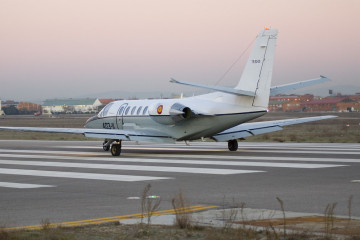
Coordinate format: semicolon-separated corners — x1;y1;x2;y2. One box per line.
111;142;122;156
228;139;238;151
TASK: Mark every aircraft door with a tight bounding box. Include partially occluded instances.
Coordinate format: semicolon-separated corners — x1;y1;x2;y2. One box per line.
116;103;128;129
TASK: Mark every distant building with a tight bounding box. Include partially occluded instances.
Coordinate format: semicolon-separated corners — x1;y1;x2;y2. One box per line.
268;94;360;112
268;94;314;112
270;94;314;103
17;102;42;113
1;100;20;115
282;101;303;112
98;99;115;106
42;98;102;114
0;100;4;115
268;100;285;112
303;97;345;112
2;100;19;107
336;100;360;112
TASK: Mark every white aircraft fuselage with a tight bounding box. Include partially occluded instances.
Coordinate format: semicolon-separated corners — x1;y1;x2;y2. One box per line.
85;92;267;142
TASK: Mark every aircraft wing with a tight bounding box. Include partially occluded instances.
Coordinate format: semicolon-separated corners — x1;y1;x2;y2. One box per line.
0;127;175;143
212;115;337;142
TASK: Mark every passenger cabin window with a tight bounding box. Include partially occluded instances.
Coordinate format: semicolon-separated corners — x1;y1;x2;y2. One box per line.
125;106;131;115
137;106;142;115
131;106;136;115
142;106;148;115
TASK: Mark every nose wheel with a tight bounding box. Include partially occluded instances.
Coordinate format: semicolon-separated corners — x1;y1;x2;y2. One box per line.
228;139;238;151
103;140;110;151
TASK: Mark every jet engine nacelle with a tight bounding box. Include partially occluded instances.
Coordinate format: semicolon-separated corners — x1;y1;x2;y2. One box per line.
149;103;193;125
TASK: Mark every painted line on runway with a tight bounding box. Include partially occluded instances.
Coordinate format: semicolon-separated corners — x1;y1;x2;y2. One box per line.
0;153;349;168
0;160;263;175
0;168;171;182
0;149;100;155
0;182;55;189
351;180;360;183
1;147;359;156
123;147;360;155
243;149;360;155
6;205;218;230
125;153;358;164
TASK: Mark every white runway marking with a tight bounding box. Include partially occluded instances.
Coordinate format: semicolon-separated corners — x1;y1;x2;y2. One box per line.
124;147;360;155
0;160;263;175
0;168;172;182
242;149;360;155
0;182;55;189
0;151;359;164
0;155;346;169
125;153;359;164
1;147;359;155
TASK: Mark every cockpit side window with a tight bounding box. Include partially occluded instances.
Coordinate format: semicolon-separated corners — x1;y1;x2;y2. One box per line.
99;103;114;117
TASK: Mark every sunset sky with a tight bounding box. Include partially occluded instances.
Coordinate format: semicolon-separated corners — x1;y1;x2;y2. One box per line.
0;0;359;101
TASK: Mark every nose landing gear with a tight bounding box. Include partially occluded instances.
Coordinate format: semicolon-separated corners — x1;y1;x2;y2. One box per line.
103;139;122;156
103;140;111;151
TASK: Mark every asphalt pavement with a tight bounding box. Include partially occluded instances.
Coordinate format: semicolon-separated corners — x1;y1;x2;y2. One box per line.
0;140;359;227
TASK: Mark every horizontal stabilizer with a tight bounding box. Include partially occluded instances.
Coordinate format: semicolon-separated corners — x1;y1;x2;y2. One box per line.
213;115;337;142
270;75;330;96
170;78;256;97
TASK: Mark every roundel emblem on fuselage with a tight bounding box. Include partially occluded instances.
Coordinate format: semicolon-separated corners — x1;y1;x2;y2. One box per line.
157;105;163;114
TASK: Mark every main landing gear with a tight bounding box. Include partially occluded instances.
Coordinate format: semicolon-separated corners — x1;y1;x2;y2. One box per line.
103;139;122;156
228;139;238;151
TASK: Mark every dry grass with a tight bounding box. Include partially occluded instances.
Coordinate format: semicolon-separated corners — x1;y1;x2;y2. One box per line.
249;112;360;143
140;183;161;226
0;115;91;140
4;222;359;240
172;190;193;229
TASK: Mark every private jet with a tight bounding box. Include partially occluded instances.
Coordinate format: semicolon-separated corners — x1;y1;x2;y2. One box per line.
0;29;336;156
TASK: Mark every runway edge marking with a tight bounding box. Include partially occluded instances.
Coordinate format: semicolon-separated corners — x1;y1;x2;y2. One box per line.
5;205;218;231
0;182;55;189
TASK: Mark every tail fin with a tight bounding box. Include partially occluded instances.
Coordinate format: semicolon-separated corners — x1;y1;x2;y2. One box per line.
235;29;278;108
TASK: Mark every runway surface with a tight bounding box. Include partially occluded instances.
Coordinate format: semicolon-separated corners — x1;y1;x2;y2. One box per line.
0;140;359;227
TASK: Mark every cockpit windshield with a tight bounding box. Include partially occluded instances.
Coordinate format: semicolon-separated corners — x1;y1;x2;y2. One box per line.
98;102;114;117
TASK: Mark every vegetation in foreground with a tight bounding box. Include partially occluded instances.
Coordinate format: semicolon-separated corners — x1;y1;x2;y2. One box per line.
1;187;359;240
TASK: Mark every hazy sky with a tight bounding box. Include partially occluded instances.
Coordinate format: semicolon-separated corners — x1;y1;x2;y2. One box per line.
1;0;359;101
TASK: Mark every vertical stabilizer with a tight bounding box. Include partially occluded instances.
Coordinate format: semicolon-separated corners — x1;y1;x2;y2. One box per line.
235;29;278;108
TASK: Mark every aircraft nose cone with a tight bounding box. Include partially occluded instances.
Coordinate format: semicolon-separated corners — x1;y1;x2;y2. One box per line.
85;115;99;127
